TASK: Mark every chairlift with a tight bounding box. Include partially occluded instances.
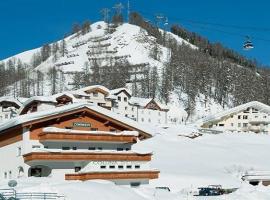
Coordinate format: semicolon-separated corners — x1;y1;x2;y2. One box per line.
164;17;169;26
243;36;254;50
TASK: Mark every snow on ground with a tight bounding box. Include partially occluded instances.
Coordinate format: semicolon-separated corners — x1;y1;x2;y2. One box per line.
0;125;270;199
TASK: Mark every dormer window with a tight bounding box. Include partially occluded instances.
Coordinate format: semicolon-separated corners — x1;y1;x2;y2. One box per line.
118;97;121;101
124;97;127;102
30;104;38;113
93;92;98;97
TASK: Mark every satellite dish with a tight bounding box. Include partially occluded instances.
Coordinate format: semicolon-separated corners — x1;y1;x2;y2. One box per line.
8;180;17;188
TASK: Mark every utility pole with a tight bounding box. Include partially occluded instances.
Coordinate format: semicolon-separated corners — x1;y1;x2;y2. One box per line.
127;0;130;23
113;3;124;15
100;8;110;24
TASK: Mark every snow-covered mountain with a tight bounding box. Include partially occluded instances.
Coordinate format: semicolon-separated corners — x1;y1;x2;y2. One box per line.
1;21;223;122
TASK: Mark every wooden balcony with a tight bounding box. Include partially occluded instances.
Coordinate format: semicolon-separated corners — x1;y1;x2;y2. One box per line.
23;152;152;162
65;170;160;181
38;131;137;144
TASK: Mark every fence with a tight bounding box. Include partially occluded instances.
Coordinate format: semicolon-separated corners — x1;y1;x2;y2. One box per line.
0;189;65;200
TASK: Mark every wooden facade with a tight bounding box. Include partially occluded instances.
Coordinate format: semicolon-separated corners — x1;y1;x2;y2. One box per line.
23;152;152;162
38;132;137;143
65;170;159;181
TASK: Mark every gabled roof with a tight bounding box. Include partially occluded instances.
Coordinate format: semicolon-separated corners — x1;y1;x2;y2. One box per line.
0;97;22;108
201;101;270;124
110;87;132;97
18;96;57;115
129;97;152;107
74;85;110;96
53;92;76;101
129;97;169;111
0;102;155;138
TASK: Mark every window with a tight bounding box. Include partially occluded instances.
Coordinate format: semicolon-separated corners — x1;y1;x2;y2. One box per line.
127;165;132;169
243;115;248;119
97;147;103;150
44;146;48;149
243;123;248;127
4;172;7;179
135;165;140;169
32;145;41;149
72;147;77;150
148;119;151;123
238;123;241;127
131;107;134;111
110;129;116;132
141;118;144;122
100;166;106;169
125;107;128;111
230;115;233;118
5;114;9;119
125;114;128;117
238;115;241;119
118;165;124;169
9;171;12;179
231;123;234;127
264;116;267;118
118;97;121;101
93;92;98;97
91;128;98;131
62;147;70;150
117;148;124;151
218;124;224;127
109;166;115;169
124;97;127;102
17;147;22;156
88;147;96;150
65;126;73;129
126;148;130;151
75;167;81;172
255;116;258;118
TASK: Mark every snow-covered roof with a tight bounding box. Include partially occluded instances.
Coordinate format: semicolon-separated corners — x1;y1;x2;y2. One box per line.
52;92;76;100
18;96;57;114
129;97;169;111
201;101;270;124
0;102;155;137
43;127;139;137
0;96;22;107
74;85;110;95
129;97;152;107
110;87;131;96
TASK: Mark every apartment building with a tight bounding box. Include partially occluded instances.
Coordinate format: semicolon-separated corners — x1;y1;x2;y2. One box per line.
201;101;270;134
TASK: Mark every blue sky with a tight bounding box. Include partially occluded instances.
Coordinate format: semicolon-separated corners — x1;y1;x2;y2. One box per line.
1;0;270;66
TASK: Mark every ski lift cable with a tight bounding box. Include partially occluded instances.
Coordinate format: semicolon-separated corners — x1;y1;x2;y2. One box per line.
136;10;270;32
135;10;270;43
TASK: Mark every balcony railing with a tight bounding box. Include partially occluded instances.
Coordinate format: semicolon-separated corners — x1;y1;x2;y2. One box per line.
23;152;152;162
65;170;159;181
38;131;137;144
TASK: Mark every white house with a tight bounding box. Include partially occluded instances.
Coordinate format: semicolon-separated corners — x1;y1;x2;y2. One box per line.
110;88;169;124
0;102;159;185
0;97;22;122
200;101;270;134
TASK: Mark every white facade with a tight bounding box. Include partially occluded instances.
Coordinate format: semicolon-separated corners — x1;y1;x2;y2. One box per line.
201;101;270;134
111;89;168;124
